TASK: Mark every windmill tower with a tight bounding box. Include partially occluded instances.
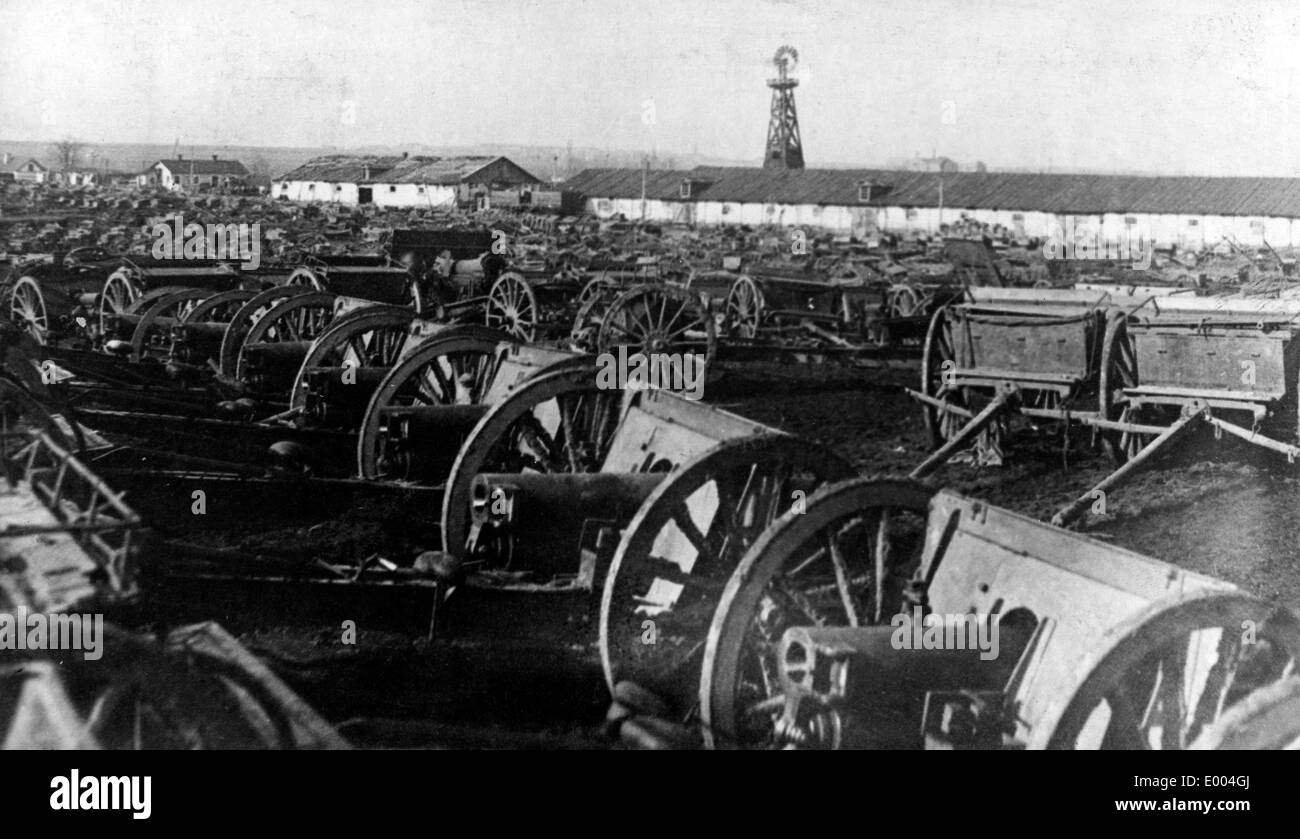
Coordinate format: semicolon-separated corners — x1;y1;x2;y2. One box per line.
764;45;805;170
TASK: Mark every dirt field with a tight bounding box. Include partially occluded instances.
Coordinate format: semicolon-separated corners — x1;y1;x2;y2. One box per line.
157;358;1300;747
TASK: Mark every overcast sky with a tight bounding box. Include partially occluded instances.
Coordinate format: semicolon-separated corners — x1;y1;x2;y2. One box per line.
2;0;1299;175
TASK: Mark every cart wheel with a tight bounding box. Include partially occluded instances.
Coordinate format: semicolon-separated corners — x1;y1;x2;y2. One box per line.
234;292;338;388
441;362;623;559
287;266;327;290
597;283;717;366
218;286;312;377
289;305;415;421
723;275;763;339
1190;676;1300;749
1040;591;1300;750
599;434;855;715
356;327;508;480
80;633;300;750
98;270;140;342
128;288;213;362
485;271;538;342
885;284;922;318
700;477;935;748
1098;309;1139;465
919;306;966;449
9;276;50;344
577;278;615;309
181;289;257;325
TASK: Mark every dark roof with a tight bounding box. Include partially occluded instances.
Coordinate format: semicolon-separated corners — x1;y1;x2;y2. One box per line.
279;154;537;185
565;166;1300;218
156;158;249;176
276;155;405;182
377;155;498;184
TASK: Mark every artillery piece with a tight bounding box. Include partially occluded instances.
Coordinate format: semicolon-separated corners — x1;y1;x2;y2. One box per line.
697;476;1300;749
429;372;855;710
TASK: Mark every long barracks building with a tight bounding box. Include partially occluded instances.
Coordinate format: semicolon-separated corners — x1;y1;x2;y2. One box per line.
565;166;1300;249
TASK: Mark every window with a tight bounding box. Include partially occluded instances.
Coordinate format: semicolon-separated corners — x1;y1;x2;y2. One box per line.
597;199;612;213
906;208;919;220
281;182;288;190
1187;218;1198;227
308;183;315;191
389;186;396;193
680;179;692;199
335;184;342;191
1250;220;1266;232
1012;213;1025;222
417;186;425;194
1124;216;1137;225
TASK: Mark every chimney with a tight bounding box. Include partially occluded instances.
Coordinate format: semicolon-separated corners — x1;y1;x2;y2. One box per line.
402;151;408;159
212;154;218;161
363;165;371;180
177;154;183;160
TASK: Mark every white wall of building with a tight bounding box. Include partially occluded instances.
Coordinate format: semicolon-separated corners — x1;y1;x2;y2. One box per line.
582;194;1300;249
276;179;459;208
371;183;457;208
276;180;361;204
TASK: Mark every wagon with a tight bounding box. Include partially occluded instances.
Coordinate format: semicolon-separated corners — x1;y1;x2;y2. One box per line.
908;286;1129;471
1051;293;1300;526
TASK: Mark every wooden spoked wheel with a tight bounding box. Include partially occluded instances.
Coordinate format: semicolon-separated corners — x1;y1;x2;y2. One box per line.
485;272;539;342
699;477;935;749
598;434;855;716
1098;309;1141;464
596;284;717;367
1040;591;1300;750
919;307;967;449
355;328;508;481
440;362;623;559
218;286;312;377
1190;676;1300;750
569;281;621;351
97;271;140;342
288;305;415;419
723;275;763;339
128;288;213;362
886;284;923;318
181;289;257;325
9;276;49;344
233;292;339;388
287;267;327;290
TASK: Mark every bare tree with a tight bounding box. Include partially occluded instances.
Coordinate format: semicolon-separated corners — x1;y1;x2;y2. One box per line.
50;137;83;170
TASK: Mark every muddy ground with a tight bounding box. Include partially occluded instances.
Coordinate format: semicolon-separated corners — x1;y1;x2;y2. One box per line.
141;359;1300;748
